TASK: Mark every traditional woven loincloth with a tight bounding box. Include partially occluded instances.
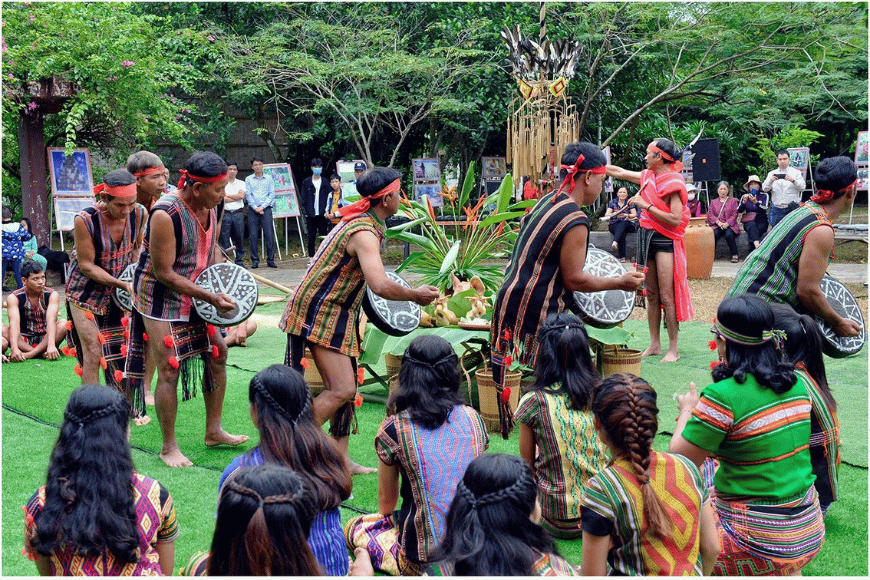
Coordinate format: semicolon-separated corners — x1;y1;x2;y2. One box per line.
66;301;127;391
125;309;216;417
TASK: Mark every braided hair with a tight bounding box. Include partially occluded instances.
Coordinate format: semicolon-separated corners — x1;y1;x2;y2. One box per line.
431;454;557;576
247;364;351;511
390;335;465;429
592;374;671;539
770;303;835;411
712;294;796;393
531;312;600;410
207;464;322;576
32;385;139;564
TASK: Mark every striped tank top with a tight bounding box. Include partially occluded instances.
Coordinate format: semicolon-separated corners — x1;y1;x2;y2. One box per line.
12;287;53;336
64;204;147;315
279;212;385;357
491;190;588;367
133;194;217;321
728;201;831;310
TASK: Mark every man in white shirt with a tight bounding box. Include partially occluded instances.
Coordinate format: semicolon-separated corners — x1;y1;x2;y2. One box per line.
244;156;277;269
220;160;247;266
763;149;806;227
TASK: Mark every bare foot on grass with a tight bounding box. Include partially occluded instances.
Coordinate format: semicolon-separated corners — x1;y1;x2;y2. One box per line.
348;461;377;475
641;345;663;357
160;447;193;468
661;350;680;362
204;430;249;448
132;414;151;426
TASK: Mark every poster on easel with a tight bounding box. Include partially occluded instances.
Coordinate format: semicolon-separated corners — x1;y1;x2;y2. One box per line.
53;196;95;232
855;131;868;164
787;147;810;183
47;147;94;195
602;146;614;194
336;160;365;205
412;158;441;182
481;157;507;179
263;163;300;218
415;183;443;208
856;165;868;192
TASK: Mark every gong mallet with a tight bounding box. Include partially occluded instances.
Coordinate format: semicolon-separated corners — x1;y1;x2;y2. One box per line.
218;246;294;294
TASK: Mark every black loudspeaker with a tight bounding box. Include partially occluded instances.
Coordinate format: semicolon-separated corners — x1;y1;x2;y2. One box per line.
484;179;501;195
691;138;721;182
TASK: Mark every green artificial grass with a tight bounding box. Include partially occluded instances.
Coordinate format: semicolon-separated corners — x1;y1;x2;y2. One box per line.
2;318;867;575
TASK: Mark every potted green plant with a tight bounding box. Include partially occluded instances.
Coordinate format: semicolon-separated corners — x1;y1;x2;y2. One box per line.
385;161;533;294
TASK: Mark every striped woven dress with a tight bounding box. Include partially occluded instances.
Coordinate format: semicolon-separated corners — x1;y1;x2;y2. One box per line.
514;390;607;539
491;190;589;378
727;201;831;310
279;211;385;357
581;451;708;575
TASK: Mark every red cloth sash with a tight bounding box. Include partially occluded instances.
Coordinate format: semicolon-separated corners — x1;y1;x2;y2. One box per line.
638;169;694;321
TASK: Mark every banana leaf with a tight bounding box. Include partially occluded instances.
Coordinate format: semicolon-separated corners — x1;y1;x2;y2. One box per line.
386;216;429;233
458;160;477;209
385;231;438;252
478;210;526;229
396;251;427;273
438;240;461;276
496;174;514;214
507;199;538;211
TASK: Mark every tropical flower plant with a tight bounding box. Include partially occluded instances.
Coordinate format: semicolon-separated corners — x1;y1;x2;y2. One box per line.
386;161;533;293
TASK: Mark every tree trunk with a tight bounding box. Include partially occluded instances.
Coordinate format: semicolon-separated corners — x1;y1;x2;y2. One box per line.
19;110;51;244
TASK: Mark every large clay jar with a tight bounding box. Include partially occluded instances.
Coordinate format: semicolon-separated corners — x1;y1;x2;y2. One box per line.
684;216;715;279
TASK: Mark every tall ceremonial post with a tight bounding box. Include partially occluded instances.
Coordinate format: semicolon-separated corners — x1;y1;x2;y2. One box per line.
503;3;584;191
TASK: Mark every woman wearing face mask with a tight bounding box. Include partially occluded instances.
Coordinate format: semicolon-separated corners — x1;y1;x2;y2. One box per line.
685;183;705;217
738;175;769;253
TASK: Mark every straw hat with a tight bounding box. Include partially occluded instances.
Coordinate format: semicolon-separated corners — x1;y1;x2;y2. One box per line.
743;175;762;191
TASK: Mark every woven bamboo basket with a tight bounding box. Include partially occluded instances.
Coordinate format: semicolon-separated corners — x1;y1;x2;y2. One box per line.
303;348;325;397
600;347;642;378
475;367;521;434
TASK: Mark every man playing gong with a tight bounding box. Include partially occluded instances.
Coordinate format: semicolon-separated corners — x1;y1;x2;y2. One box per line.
490;142;645;438
126;151;248;468
280;166;439;475
728;155;861;338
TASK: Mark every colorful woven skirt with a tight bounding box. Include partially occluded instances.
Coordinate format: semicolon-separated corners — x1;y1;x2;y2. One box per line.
343;513;422;576
712;486;824;576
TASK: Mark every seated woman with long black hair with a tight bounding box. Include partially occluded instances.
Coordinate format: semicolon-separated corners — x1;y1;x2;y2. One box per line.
24;384;178;575
670;294;825;575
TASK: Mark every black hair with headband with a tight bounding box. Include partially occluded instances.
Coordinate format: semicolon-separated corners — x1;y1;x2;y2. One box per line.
531;312;600;411
389;334;464;428
431;453;557;576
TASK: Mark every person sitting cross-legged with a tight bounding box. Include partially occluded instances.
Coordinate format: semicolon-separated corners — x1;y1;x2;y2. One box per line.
3;259;66;363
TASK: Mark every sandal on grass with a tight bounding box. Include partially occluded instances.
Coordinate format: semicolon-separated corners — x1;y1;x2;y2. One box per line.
731;256;739;263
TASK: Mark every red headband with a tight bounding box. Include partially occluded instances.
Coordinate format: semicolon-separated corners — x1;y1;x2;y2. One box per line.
133;166;165;178
811;180;857;203
652;145;684;173
553;154;607;201
94;182;138;200
176;170;228;190
338;178;400;222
